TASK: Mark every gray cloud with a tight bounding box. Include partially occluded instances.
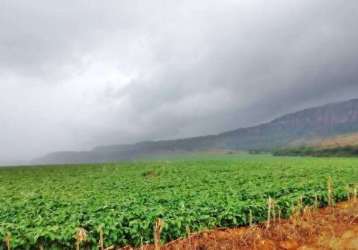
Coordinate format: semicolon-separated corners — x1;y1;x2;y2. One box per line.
0;0;357;164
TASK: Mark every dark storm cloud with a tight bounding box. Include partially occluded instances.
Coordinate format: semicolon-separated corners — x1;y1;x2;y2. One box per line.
0;0;138;79
0;0;357;163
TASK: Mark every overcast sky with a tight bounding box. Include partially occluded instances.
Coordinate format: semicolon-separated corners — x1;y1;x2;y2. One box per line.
0;0;358;163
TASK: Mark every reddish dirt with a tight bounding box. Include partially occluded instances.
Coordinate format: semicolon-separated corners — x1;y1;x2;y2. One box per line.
122;200;358;250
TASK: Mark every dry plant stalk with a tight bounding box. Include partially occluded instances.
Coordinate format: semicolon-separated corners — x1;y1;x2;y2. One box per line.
303;206;313;221
249;209;253;226
298;196;303;212
347;184;357;203
140;237;144;250
186;225;191;238
327;176;334;207
154;218;164;250
346;185;352;201
278;208;281;223
98;226;104;250
4;233;11;250
97;227;114;250
272;199;276;222
75;228;87;250
314;194;319;209
290;196;304;226
186;226;192;249
266;197;274;228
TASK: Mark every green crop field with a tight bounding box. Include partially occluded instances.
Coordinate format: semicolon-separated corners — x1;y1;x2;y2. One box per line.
0;155;357;249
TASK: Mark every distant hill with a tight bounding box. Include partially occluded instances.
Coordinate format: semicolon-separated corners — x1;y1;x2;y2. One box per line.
303;133;358;148
34;98;358;164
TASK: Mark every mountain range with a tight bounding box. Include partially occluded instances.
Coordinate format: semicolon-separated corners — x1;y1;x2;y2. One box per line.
34;98;358;164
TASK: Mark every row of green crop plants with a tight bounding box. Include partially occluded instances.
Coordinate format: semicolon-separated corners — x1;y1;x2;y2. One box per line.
1;178;356;250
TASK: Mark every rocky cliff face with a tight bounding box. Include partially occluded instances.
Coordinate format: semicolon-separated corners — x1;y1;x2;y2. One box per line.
270;99;358;134
218;99;358;150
